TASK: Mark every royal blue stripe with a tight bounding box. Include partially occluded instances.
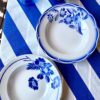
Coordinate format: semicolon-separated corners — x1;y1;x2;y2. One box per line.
80;0;100;27
55;62;94;99
0;59;4;71
88;50;100;78
49;0;65;5
18;0;41;29
3;11;32;56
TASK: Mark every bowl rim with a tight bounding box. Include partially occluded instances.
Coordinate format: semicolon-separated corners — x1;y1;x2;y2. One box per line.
36;3;99;64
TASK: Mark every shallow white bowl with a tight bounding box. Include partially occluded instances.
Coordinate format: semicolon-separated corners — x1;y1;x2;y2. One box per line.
0;55;62;100
37;3;99;63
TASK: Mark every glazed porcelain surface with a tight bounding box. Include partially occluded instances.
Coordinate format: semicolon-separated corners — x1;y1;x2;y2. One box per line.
37;3;99;63
0;55;62;100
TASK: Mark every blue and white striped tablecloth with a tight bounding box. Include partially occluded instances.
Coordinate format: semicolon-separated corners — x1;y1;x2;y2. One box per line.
0;0;100;99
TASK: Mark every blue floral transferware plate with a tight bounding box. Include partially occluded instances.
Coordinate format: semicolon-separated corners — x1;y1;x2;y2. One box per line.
0;55;62;100
37;3;99;64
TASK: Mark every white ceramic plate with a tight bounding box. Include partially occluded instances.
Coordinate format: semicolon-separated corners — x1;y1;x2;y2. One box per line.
37;3;99;63
0;55;62;100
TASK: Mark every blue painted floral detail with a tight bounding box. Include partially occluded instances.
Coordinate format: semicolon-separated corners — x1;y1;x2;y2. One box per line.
47;7;88;35
28;77;38;90
77;7;88;20
27;57;60;91
51;9;59;13
27;62;40;70
51;76;60;89
64;15;73;24
47;14;54;22
40;66;54;83
37;74;43;79
23;56;33;61
60;8;66;17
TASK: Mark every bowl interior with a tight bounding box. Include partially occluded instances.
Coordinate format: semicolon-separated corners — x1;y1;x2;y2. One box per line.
7;65;48;100
37;3;99;63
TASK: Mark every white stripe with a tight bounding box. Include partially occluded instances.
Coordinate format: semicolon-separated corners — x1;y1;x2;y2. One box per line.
96;0;100;5
0;33;16;65
35;0;52;14
62;78;76;100
74;60;100;99
65;0;81;4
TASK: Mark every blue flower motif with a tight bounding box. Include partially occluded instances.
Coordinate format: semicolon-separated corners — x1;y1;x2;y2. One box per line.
47;14;53;23
27;58;53;82
37;62;54;82
51;76;60;89
60;8;66;17
64;15;73;24
27;57;58;91
28;77;38;90
27;58;46;70
40;67;54;82
35;58;46;69
47;7;88;36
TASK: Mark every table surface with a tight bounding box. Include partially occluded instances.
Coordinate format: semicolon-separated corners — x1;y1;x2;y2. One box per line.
0;0;100;100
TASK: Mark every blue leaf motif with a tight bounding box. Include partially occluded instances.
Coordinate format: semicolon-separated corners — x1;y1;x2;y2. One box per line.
69;24;75;28
37;74;44;80
49;69;54;75
60;8;66;17
35;60;39;65
28;77;38;90
74;13;80;22
77;7;88;20
82;14;88;20
27;63;40;70
59;19;64;23
51;76;60;89
38;58;45;62
45;76;50;83
44;63;52;68
77;23;83;35
47;14;53;23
